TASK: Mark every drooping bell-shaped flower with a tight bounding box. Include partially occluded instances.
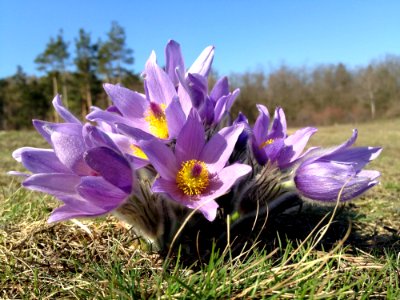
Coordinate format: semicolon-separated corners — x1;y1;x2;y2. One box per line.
293;130;382;202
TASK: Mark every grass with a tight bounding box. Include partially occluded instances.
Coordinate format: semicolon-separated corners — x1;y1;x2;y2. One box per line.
1;119;399;299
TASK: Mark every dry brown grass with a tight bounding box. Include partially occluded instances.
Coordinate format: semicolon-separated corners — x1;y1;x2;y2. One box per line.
0;119;399;298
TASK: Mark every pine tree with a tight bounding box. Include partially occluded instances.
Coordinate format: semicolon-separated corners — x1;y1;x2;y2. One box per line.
35;30;70;120
74;29;98;118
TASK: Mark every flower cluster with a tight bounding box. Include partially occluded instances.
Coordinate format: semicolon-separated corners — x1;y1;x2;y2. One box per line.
12;40;382;249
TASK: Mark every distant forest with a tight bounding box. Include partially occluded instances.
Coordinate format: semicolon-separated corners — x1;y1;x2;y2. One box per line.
1;22;399;130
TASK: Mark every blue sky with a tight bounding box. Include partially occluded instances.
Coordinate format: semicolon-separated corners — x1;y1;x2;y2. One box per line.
1;0;399;78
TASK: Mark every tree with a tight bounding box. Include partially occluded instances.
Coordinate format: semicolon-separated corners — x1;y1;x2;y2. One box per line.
74;28;98;118
0;66;49;129
98;21;134;84
35;30;70;120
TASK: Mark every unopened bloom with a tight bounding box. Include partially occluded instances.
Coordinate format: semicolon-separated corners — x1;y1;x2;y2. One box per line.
251;104;317;169
139;109;252;221
294;130;382;202
165;39;214;87
166;41;239;125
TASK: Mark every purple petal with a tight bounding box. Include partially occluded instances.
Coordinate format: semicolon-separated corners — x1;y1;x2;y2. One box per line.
127;155;149;169
233;112;249;126
13;147;72;174
186;73;207;108
165;40;185;86
177;81;192;117
226;88;240;111
48;203;106;223
87;108;138;128
145;51;177;106
199;97;215;125
210;77;229;102
233;112;250;150
83;124;120;152
103;83;149;119
33;120;53;145
77;176;128;211
139;138;178;181
323;129;358;157
175;109;205;165
295;161;379;202
23;173;81;196
253;104;270;145
33;120;81;146
269;107;287;139
323;147;382;172
84;147;133;194
115;123;154;142
201;163;252;202
106;105;122;115
200;123;244;173
213;95;229;124
165;97;186;139
251;138;268;165
152;177;219;221
278;127;318;168
263;138;285;162
101;132;132;155
51;126;92;175
52;95;81;124
187;45;215;77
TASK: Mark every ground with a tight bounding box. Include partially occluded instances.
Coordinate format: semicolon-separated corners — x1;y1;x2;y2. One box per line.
0;119;399;299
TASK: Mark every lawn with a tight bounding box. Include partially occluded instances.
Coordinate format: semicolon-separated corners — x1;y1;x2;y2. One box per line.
0;119;399;299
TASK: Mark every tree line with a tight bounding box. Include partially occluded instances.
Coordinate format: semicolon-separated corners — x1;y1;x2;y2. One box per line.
230;56;400;126
0;22;141;129
1;23;399;129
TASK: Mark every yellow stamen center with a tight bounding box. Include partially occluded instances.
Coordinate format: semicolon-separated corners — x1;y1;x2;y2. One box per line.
130;145;148;160
145;102;169;139
176;160;209;196
260;138;274;149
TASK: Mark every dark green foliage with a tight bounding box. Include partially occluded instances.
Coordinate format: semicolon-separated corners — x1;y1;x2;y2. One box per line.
0;67;50;129
98;21;134;83
0;22;140;129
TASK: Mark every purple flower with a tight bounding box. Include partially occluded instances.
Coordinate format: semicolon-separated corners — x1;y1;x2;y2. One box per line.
12;96;134;222
294;130;382;202
251;104;317;169
177;73;240;126
139;109;252;221
88;51;186;140
88;40;215;142
166;41;238;125
233;112;250;152
165;39;215;87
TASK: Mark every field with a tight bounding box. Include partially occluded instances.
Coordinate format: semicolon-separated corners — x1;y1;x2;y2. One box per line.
0;119;399;299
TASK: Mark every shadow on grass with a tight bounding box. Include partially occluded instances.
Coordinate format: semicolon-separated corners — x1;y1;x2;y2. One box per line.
165;199;400;266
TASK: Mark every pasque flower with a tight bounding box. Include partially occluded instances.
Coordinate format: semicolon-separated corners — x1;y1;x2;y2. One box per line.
87;40;215;141
251;104;317;169
10;39;384;253
12;96;134;222
293;129;382;202
88;52;186;140
139;109;252;221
